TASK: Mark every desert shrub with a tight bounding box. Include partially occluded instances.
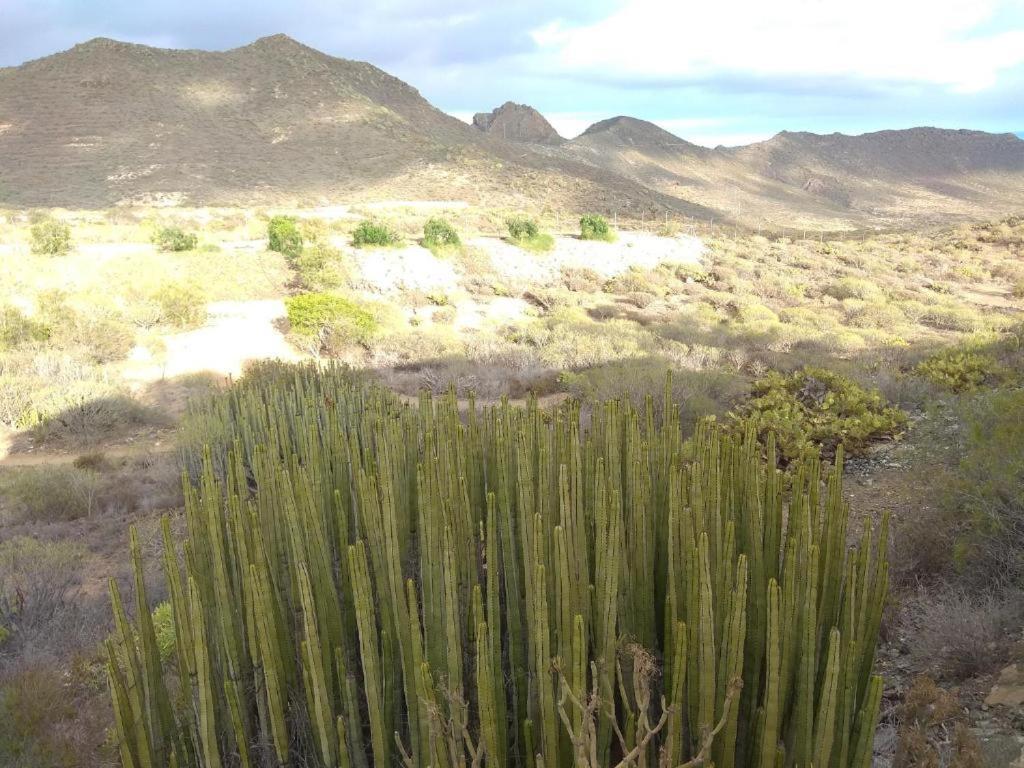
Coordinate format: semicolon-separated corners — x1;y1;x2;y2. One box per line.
914;348;1007;392
29;218;72;256
285;292;378;353
431;306;457;325
920;304;984;333
352;220;401;248
505;216;554;252
23;386;155;444
656;220;681;237
34;292;135;363
899;589;1024;681
579;214;615;242
732;366;907;464
422;217;461;250
823;276;883;301
733;301;779;326
561;266;603;292
559;361;746;430
892;676;983;767
0;307;49;350
267;215;303;260
604;267;658;295
0;537;84;640
948;389;1024;585
778;306;839;333
846;301;906;329
505;215;538;240
0;375;35;428
152;226;198;252
0;466;100;522
293;243;347;292
153;283;207;329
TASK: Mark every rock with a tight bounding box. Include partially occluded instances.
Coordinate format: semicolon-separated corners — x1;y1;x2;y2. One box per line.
472;102;564;145
986;664;1024;708
974;730;1024;768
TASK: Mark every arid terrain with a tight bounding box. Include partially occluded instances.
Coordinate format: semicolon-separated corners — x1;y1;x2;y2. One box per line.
2;36;1023;229
1;31;1023;768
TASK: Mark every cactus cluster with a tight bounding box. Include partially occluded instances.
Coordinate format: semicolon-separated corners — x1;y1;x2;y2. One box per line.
110;362;887;767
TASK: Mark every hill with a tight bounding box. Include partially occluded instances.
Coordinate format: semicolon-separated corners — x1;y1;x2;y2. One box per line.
1;34;1022;229
560;118;1024;229
472;101;563;145
0;35;700;215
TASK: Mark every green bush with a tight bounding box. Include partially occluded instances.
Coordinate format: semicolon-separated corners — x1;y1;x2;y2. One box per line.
914;348;1008;392
505;215;539;240
29;219;72;256
352;220;401;248
949;389;1024;584
422;217;461;250
267;215;303;260
293;243;347;292
505;216;554;252
151;602;177;664
152;226;198;252
579;214;615;242
153;283;207;329
285;292;378;352
0;307;49;350
732;366;907;464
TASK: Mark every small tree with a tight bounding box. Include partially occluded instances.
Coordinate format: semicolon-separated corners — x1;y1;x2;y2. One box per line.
30;219;72;256
268;216;303;260
152;226;198;252
352;220;401;248
423;218;461;249
579;214;614;242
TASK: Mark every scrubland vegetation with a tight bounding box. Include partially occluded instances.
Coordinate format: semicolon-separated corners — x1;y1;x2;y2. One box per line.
1;208;1023;766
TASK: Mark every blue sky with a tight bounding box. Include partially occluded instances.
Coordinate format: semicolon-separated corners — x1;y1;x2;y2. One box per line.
3;0;1023;146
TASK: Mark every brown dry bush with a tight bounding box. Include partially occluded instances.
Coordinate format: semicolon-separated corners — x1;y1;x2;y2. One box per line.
898;588;1024;681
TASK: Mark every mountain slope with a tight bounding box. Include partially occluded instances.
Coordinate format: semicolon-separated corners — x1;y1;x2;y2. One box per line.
560;118;1024;228
1;35;1022;229
0;35;704;214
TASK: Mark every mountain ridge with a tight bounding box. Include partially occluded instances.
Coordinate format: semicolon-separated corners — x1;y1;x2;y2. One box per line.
1;34;1022;229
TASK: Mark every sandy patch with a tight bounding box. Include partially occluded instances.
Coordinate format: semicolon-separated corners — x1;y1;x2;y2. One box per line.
470;232;704;285
123;299;303;384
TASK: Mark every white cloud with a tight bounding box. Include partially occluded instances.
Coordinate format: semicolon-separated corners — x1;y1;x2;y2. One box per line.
532;0;1024;93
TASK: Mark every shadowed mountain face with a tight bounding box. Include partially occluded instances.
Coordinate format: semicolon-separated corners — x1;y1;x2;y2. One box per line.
1;34;1022;228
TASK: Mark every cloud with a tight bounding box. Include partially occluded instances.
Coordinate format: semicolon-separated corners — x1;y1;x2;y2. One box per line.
532;0;1024;94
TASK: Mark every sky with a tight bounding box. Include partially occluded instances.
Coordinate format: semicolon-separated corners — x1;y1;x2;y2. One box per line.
2;0;1024;147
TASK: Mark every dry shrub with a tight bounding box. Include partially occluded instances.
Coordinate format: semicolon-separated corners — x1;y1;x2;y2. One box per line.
0;656;112;768
894;677;983;768
898;588;1024;681
0;466;101;522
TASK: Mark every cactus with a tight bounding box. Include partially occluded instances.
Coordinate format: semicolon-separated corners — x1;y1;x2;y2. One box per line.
108;362;888;768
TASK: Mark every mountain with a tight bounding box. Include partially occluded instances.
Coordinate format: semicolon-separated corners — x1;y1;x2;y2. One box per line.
1;35;1022;229
556;119;1024;229
0;35;699;214
472;102;563;145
